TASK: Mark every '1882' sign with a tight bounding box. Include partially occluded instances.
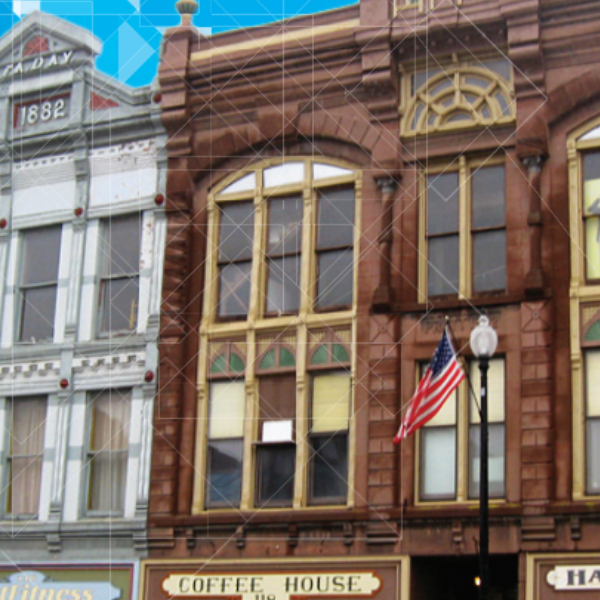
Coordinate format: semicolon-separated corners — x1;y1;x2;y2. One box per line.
162;573;382;600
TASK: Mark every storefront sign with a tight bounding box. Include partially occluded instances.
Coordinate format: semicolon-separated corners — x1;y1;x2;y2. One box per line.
0;571;120;600
162;572;381;600
0;566;134;600
547;566;600;590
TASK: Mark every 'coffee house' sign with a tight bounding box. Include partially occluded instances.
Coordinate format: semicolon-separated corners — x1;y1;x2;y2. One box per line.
162;572;382;600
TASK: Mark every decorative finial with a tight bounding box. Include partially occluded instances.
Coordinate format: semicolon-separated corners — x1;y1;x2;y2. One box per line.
175;0;198;25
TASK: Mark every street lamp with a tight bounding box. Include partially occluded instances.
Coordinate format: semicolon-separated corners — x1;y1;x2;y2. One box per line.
470;315;498;600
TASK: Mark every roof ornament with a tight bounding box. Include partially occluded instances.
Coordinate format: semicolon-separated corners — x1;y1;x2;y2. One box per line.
175;0;199;25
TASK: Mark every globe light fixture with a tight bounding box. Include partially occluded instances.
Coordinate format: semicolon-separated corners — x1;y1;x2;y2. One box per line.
469;314;498;600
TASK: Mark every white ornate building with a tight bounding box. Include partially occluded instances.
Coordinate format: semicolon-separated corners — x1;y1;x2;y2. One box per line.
0;10;165;574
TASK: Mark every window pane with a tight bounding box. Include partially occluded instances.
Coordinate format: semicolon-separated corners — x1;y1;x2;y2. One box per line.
264;162;304;188
316;249;353;308
88;391;131;513
9;457;43;515
9;397;46;515
267;196;303;255
583;151;600;215
100;277;139;333
586;350;600;417
259;375;296;425
21;226;61;285
88;451;128;512
585;217;600;280
20;286;57;342
313;164;353;181
309;433;347;504
220;173;255;195
266;256;301;314
90;391;131;452
427;173;458;235
421;427;456;499
256;444;295;507
218;262;251;317
206;439;243;508
427;235;458;296
426;389;457;427
317;188;355;249
104;215;141;276
470;358;505;423
312;372;350;433
473;230;506;292
586;418;600;494
209;381;245;439
469;423;505;498
472;166;505;229
219;203;254;262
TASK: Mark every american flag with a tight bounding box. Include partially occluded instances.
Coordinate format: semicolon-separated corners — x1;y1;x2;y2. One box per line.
394;328;465;443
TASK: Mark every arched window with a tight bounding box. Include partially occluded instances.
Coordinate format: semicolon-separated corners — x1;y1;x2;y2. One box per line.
402;59;515;136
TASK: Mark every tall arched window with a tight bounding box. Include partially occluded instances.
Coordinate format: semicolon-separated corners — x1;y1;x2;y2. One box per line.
194;158;359;512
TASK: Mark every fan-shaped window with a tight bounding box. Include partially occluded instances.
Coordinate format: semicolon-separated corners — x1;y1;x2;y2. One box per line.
586;320;600;342
403;63;515;136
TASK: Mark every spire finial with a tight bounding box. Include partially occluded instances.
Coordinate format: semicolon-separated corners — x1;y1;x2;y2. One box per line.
175;0;198;25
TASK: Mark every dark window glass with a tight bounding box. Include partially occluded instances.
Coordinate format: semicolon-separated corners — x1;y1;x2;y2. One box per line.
266;196;302;315
267;196;302;255
19;226;61;342
583;152;600;281
428;235;459;296
317;189;355;249
100;277;139;333
256;444;295;507
468;423;505;498
207;440;244;507
21;227;61;285
104;215;141;276
309;433;347;504
99;215;141;335
219;203;254;262
218;262;252;317
218;203;254;318
427;173;459;235
316;249;353;308
472;166;505;228
473;230;506;292
20;287;57;342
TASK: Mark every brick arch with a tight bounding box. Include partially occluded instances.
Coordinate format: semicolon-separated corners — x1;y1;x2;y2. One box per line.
545;67;600;127
191;109;385;175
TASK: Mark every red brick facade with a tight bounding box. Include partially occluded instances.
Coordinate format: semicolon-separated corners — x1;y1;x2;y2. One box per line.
145;2;600;599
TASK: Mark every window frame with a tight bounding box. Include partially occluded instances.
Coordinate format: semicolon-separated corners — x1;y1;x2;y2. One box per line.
17;225;62;344
83;388;132;518
418;155;507;302
96;214;142;338
3;396;47;519
415;356;506;505
567;117;600;500
194;157;359;514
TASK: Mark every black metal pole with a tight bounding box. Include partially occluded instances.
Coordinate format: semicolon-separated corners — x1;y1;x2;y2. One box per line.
479;357;490;600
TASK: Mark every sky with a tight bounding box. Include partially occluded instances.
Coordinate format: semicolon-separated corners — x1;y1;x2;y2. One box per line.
0;0;354;87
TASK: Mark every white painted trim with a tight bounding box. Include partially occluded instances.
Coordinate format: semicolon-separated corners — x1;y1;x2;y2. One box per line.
78;220;100;341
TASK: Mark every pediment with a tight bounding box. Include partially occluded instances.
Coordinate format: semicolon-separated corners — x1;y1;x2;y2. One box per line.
0;11;101;80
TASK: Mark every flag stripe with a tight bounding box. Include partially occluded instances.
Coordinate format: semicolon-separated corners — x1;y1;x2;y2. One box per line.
394;328;465;443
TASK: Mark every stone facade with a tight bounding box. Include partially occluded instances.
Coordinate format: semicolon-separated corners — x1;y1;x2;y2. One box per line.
0;10;166;566
145;2;600;600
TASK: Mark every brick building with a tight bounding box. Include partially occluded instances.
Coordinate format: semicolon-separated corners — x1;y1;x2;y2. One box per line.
143;1;600;600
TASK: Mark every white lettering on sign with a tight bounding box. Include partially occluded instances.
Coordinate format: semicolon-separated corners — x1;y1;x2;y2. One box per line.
14;97;69;129
1;50;73;79
162;572;382;600
547;566;600;590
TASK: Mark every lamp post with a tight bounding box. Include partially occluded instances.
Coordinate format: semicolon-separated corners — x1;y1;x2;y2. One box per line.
470;315;498;600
